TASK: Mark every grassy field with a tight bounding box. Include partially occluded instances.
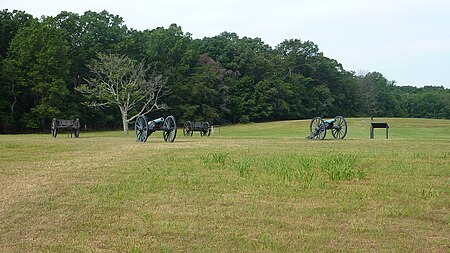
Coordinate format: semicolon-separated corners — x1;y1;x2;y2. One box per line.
1;118;449;252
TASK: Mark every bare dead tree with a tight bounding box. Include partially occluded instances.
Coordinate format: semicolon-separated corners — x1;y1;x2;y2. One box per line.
76;53;169;135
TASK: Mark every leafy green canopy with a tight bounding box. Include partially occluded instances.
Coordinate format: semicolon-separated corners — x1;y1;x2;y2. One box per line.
0;9;448;133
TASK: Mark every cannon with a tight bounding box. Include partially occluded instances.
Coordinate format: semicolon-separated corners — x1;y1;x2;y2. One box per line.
183;121;211;137
134;115;177;142
307;116;347;140
51;118;80;138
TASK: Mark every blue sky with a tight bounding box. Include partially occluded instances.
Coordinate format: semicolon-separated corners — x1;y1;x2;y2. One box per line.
3;0;450;88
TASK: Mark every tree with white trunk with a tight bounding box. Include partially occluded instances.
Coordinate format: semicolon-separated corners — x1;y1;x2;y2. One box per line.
77;53;168;135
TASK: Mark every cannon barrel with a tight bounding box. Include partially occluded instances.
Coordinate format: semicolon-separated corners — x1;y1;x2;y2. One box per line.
150;117;164;124
325;118;336;124
148;117;164;128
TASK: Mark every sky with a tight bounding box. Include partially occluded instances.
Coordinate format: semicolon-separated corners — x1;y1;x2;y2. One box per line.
2;0;450;88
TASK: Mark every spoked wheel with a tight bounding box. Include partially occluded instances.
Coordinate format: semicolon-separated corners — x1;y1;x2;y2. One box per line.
74;119;80;138
200;122;210;137
331;116;347;139
51;118;57;138
183;122;192;136
135;115;148;142
310;117;326;140
163;115;177;142
74;128;80;138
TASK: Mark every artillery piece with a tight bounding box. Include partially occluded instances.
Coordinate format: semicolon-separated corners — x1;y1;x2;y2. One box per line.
183;121;211;137
134;115;177;142
51;118;80;138
307;116;347;140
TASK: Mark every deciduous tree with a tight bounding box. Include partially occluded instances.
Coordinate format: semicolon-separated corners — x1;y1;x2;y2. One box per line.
3;19;70;129
77;53;168;135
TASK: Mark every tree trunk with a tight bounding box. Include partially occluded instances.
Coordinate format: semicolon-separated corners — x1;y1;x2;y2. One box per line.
120;107;129;135
122;116;129;135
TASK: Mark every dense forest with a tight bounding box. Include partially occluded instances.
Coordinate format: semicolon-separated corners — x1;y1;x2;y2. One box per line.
1;9;449;133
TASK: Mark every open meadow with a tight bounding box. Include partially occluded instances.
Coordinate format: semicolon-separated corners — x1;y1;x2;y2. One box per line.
1;118;449;252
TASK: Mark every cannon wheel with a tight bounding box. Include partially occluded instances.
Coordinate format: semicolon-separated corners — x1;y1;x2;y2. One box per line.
200;122;210;137
331;116;347;139
163;116;177;142
183;121;193;136
74;128;80;138
310;117;326;140
74;119;80;138
135;115;148;142
51;118;57;138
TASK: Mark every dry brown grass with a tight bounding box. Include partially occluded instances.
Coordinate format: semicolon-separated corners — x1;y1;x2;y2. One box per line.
1;118;449;252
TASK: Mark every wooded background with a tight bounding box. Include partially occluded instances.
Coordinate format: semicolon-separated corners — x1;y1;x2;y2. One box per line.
1;10;448;133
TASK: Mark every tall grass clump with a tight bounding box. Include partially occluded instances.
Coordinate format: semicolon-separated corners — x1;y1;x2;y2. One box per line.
212;153;228;165
272;159;293;182
259;156;323;187
232;158;253;177
261;158;293;183
321;154;359;181
296;157;321;188
201;152;228;167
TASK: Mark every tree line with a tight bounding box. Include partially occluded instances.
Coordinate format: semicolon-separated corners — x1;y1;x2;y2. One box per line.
1;9;449;133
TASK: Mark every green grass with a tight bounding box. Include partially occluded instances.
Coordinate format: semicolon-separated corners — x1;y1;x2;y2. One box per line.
1;118;449;252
